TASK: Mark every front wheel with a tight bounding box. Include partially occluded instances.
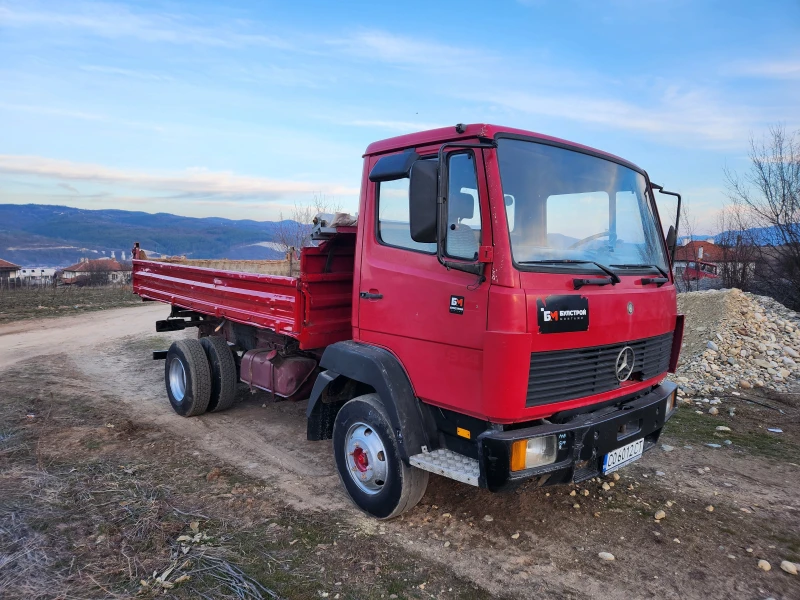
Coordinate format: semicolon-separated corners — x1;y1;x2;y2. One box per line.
332;394;428;519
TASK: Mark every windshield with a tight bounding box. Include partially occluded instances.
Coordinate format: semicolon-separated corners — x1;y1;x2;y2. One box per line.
496;138;668;273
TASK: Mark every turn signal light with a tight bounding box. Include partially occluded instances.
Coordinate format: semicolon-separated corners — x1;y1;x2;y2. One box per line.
666;390;677;415
510;435;558;472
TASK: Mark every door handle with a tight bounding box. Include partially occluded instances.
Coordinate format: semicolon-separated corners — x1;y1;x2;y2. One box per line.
360;291;383;300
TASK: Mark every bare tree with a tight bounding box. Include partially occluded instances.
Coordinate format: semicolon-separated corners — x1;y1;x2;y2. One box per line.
715;206;759;291
273;193;342;275
725;125;800;309
675;202;699;292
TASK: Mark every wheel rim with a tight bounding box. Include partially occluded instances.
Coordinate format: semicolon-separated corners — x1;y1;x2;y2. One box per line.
169;358;187;402
344;422;388;495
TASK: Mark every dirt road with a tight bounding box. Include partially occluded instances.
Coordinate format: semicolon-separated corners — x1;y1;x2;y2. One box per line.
1;305;798;599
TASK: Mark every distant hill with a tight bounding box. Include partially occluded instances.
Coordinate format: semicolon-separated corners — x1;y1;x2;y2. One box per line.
0;204;290;267
713;224;799;246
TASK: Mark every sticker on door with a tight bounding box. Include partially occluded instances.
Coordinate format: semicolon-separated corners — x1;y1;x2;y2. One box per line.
449;295;465;315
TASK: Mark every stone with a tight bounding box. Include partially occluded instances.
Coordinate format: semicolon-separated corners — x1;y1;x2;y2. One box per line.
612;473;620;481
570;490;577;496
483;515;494;522
755;359;771;369
706;505;714;512
758;559;771;571
780;560;797;575
709;407;719;415
602;482;611;491
654;510;666;520
707;341;719;351
598;552;615;561
739;379;752;389
706;443;721;448
661;444;675;452
779;369;791;378
716;426;731;432
784;346;799;358
511;532;520;540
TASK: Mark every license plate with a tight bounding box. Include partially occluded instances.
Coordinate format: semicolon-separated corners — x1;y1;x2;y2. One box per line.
602;438;644;475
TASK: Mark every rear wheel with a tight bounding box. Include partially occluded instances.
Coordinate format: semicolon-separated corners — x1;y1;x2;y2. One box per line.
165;339;211;417
333;393;428;519
200;336;238;412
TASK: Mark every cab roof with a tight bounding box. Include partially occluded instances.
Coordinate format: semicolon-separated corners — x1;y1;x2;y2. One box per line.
363;123;644;174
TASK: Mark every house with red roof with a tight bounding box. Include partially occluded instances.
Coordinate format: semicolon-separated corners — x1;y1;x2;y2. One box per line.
0;258;21;282
60;258;132;286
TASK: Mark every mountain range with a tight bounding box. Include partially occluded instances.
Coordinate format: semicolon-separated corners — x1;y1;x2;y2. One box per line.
0;204;288;267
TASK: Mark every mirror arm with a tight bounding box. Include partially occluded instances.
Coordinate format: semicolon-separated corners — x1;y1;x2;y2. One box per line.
651;182;682;262
434;141;497;277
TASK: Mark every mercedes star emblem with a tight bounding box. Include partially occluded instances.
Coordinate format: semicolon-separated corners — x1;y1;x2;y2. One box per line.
615;346;635;382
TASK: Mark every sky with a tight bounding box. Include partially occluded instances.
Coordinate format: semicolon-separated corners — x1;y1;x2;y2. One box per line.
1;0;798;233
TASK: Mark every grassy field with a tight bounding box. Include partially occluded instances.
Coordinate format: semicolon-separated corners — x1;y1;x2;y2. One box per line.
0;285;143;324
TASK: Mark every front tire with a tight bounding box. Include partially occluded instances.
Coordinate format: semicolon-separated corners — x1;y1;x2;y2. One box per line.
165;339;211;417
333;394;428;519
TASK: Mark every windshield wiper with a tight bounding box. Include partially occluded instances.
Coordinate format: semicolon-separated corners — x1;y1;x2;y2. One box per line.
519;259;621;289
610;264;669;278
611;264;670;287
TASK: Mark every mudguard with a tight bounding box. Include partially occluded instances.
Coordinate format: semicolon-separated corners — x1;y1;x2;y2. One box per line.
306;341;434;461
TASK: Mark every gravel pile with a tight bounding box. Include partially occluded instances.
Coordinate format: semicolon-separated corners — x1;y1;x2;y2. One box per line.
670;289;800;401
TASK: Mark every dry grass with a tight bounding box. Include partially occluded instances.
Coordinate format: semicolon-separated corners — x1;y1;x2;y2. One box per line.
0;285;142;324
0;360;495;600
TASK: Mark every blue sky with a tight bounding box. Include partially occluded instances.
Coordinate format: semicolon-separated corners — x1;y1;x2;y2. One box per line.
1;0;798;232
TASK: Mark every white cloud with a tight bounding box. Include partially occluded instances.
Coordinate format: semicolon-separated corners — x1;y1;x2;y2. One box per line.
80;64;173;81
0;155;358;201
346;119;445;132
726;59;800;80
0;2;290;49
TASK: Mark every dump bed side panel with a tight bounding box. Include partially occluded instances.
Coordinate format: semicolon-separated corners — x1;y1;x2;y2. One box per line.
132;235;356;350
133;259;303;339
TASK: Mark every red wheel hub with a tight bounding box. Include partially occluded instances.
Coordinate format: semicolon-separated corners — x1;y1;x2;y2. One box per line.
352;447;369;472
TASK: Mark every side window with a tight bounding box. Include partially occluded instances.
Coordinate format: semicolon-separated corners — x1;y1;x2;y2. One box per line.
377;178;436;253
446;153;481;260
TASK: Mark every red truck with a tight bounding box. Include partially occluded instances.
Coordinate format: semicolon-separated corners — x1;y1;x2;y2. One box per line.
133;123;684;519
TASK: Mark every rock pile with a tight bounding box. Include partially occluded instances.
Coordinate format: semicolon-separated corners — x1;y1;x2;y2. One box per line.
670;289;800;399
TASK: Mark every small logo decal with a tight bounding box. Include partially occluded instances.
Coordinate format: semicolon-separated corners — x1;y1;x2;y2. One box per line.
627;301;634;315
615;346;636;382
449;295;465;315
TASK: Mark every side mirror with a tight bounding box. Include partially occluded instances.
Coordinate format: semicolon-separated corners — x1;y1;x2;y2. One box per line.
409;160;438;243
369;150;420;182
666;225;677;260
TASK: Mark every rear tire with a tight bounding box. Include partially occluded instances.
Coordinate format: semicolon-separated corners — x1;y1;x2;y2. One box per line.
165;339;211;417
200;336;238;412
333;393;428;519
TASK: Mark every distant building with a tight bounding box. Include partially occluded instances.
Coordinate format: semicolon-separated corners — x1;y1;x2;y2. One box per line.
19;267;57;284
0;259;21;281
61;258;132;285
674;238;756;284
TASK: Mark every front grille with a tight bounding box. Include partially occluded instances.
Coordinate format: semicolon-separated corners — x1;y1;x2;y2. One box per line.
526;333;673;407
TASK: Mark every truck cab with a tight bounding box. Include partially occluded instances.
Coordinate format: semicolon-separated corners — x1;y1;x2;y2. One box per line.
135;123;683;519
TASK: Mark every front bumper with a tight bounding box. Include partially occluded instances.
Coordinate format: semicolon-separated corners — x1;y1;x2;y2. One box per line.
477;381;677;492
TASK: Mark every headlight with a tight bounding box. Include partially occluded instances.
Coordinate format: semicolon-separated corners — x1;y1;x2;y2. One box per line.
510;435;558;471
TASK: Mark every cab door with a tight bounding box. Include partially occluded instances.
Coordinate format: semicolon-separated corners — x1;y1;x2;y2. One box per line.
357;149;491;417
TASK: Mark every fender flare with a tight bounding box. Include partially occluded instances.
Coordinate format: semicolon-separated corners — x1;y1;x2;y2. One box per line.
306;341;433;461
